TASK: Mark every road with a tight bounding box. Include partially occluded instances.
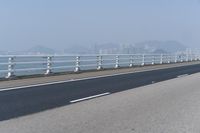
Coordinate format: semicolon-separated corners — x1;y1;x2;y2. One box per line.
1;61;199;89
1;72;200;132
0;63;200;121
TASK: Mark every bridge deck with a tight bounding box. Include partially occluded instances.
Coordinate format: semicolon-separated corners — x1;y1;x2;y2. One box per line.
0;61;199;89
1;70;200;133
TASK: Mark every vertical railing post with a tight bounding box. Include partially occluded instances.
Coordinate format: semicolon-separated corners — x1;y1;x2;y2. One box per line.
160;54;163;64
167;55;170;63
180;55;183;62
129;55;134;67
141;54;145;66
189;54;191;61
45;56;52;75
186;52;189;62
191;54;193;61
174;54;177;63
151;55;155;65
97;55;103;70
115;55;119;68
195;54;198;61
6;57;15;78
74;56;80;72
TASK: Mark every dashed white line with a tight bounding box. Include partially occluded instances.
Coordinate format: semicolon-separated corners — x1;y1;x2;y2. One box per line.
70;92;110;103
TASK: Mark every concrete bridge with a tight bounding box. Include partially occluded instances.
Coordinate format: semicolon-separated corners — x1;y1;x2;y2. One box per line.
0;54;200;133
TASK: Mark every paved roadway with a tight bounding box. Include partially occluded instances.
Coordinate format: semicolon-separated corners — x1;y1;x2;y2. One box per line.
1;72;200;133
1;61;200;89
0;63;200;121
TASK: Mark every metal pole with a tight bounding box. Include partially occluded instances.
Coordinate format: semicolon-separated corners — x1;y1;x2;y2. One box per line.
141;54;145;66
190;54;193;61
129;55;134;67
6;57;15;78
151;56;155;65
195;54;198;61
115;55;119;68
174;54;177;63
167;55;170;63
45;56;52;75
186;52;189;62
180;55;183;62
74;56;80;72
195;54;197;61
160;54;163;64
97;55;103;70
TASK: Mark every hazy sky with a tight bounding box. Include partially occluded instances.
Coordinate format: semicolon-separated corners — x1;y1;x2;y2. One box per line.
0;0;200;51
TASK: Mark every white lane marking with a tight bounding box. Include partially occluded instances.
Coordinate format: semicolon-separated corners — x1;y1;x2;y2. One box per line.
70;92;110;103
0;69;155;92
0;64;194;92
177;74;189;78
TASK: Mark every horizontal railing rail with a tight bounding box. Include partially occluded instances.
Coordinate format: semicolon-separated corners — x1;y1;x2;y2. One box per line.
0;54;199;79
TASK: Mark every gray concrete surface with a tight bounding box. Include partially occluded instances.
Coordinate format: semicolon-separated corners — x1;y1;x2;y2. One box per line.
0;72;200;133
0;61;199;89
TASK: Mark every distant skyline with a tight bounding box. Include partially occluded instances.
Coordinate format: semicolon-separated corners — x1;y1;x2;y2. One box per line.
1;0;200;51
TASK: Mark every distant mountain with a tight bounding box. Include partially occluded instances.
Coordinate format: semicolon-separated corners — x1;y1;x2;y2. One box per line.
64;45;92;54
152;49;168;54
27;45;56;55
89;41;186;54
135;40;186;53
0;40;188;55
94;43;120;54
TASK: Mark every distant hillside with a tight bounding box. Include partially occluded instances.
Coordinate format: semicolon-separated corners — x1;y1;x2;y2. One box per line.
64;45;92;54
94;43;120;54
7;41;187;55
135;40;186;53
27;45;56;55
90;41;186;54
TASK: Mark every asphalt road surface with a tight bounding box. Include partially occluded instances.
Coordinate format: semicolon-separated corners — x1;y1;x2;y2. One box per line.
1;72;200;133
0;63;200;121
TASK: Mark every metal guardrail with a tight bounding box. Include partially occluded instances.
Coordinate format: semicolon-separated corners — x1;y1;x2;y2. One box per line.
0;54;199;78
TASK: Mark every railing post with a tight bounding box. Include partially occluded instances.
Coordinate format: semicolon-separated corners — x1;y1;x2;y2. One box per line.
151;56;155;65
74;56;80;72
97;55;103;70
141;54;145;66
174;54;177;63
186;53;189;62
129;55;134;67
195;54;198;61
160;54;163;64
180;55;183;62
167;55;170;63
190;54;193;61
115;55;119;68
45;56;52;75
6;57;15;78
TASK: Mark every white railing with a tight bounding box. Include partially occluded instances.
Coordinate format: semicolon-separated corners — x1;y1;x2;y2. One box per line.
0;53;199;79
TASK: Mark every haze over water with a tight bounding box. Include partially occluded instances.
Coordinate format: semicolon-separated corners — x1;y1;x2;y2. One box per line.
0;0;200;52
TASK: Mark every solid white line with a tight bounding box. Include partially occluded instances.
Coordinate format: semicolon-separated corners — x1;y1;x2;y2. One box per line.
70;92;110;103
0;63;194;92
177;74;189;78
0;69;154;92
